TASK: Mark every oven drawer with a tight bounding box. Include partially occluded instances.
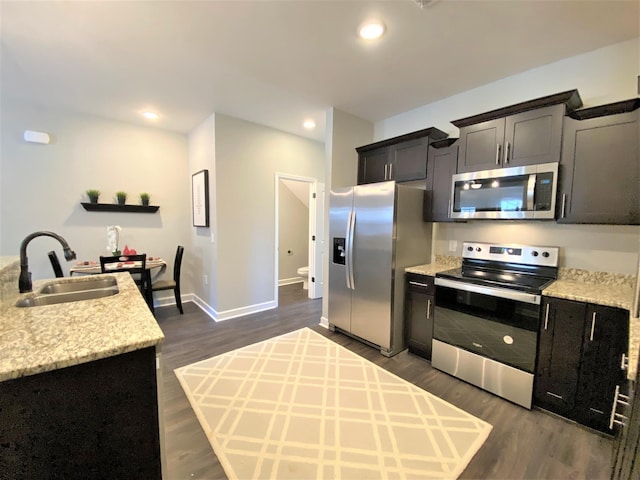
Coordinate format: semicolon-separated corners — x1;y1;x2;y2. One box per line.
432;339;534;409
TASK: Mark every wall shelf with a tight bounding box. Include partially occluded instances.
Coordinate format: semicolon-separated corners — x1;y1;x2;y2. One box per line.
81;203;159;213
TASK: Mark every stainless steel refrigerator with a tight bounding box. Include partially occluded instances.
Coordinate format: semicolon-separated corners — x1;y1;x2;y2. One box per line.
328;181;432;356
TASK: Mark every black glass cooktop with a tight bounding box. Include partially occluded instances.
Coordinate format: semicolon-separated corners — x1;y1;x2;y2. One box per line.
436;267;556;294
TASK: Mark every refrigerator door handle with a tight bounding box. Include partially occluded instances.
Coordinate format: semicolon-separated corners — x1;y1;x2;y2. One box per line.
347;211;356;290
345;212;352;289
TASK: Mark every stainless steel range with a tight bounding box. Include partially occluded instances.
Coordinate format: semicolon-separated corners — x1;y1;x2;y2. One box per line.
432;241;559;408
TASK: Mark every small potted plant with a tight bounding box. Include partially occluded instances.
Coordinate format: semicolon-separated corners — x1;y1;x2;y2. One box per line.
115;191;127;205
139;192;151;206
86;189;101;204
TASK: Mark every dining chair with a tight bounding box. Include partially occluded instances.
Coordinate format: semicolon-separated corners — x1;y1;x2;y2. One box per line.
48;250;64;278
99;254;150;308
152;245;184;314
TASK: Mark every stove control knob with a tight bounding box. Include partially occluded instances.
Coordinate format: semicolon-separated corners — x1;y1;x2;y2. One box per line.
467;246;473;252
542;251;550;258
531;251;539;257
476;247;482;252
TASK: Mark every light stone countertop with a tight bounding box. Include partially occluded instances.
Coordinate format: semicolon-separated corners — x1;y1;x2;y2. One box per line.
404;259;639;381
0;271;164;382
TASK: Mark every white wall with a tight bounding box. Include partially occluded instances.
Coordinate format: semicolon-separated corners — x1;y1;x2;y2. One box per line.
214;114;324;315
376;38;640;140
374;37;640;274
278;183;309;282
187;113;219;311
0;101;191;294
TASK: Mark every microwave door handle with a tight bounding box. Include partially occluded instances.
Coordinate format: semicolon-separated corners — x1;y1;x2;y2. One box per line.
527;174;536;211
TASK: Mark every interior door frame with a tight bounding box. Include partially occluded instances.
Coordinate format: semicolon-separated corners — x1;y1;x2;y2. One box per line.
274;172;322;306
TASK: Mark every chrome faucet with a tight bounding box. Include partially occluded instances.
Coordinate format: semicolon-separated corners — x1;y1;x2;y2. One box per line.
19;231;77;292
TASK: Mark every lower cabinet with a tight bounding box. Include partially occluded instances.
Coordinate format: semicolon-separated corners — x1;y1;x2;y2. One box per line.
535;296;629;432
405;273;435;360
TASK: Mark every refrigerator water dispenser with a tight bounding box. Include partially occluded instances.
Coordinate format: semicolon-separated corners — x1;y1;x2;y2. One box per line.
333;238;345;265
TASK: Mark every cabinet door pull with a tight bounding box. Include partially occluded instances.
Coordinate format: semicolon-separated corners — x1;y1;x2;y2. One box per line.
543;302;550;330
609;385;630;430
621;353;629;371
589;311;596;341
426;299;431;319
389;163;393;179
408;281;431;288
384;164;389;180
503;141;511;164
495;144;501;165
561;193;567;218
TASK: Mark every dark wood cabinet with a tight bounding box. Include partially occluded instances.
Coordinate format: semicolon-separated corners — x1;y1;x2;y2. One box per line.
535;297;585;415
557;98;639;225
405;273;435;360
535;296;629;432
424;139;458;222
359;146;389;184
574;304;630;431
452;90;581;173
392;137;430;182
357;127;448;185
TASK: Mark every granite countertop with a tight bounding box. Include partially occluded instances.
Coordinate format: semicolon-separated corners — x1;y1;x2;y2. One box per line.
0;271;164;382
405;259;639;381
405;255;461;276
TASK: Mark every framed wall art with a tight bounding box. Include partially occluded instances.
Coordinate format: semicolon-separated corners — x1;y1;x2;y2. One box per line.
192;169;210;227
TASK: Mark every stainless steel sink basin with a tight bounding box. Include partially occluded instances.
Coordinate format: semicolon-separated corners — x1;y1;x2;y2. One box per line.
39;277;117;294
15;287;119;308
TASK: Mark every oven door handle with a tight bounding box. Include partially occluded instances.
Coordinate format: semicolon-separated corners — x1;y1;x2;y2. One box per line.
435;277;541;305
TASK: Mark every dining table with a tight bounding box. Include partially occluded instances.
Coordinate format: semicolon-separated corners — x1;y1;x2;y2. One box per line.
70;257;167;312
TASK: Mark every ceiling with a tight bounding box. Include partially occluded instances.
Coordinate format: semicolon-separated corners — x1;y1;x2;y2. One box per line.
2;1;638;142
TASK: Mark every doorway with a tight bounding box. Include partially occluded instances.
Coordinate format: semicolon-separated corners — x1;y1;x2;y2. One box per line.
274;173;324;307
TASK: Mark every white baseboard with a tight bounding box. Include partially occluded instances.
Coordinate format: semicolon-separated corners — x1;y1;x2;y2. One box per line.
188;293;277;322
319;316;329;328
278;276;304;286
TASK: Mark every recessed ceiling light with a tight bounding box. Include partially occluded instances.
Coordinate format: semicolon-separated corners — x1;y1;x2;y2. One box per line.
359;20;385;40
303;119;316;130
142;111;159;120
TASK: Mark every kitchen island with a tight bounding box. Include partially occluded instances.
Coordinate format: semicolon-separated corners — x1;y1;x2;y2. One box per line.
0;257;165;478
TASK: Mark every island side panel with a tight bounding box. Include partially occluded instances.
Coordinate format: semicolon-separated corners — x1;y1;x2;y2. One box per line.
1;346;161;479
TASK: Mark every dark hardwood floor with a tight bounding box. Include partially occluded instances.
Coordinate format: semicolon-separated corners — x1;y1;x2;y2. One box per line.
155;284;613;480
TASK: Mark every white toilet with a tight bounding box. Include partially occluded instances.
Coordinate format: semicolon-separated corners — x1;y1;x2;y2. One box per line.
297;266;309;290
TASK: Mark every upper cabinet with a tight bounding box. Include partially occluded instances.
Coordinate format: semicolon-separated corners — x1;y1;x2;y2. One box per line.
452;90;583;173
557;98;640;225
356;127;448;185
424;138;458;222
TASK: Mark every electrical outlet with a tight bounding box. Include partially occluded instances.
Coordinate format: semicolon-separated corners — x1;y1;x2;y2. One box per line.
448;240;457;252
204;274;208;285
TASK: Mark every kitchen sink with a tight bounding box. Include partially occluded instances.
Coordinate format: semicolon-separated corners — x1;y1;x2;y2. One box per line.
16;278;120;308
39;277;117;294
15;287;119;307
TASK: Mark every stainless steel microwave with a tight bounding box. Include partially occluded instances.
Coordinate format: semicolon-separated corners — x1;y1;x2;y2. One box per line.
450;162;558;220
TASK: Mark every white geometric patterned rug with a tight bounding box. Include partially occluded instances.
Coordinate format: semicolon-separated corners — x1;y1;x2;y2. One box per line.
175;327;492;480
